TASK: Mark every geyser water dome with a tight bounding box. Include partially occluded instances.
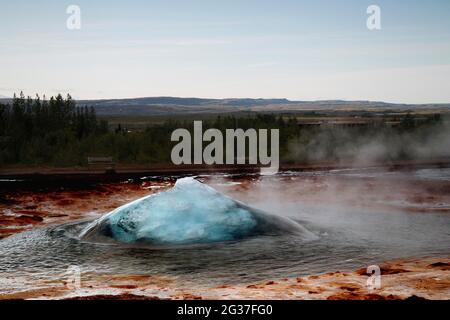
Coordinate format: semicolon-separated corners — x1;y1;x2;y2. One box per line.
80;177;308;245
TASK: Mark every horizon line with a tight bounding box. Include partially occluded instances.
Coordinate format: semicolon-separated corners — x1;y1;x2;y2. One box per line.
1;94;450;106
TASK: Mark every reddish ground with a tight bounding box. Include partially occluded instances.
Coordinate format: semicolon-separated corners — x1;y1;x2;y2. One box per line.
0;257;447;300
0;180;171;239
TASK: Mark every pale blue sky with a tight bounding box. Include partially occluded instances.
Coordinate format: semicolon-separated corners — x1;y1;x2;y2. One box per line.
1;0;450;103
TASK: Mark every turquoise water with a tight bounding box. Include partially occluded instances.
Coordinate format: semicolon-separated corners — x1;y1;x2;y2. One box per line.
79;178;307;245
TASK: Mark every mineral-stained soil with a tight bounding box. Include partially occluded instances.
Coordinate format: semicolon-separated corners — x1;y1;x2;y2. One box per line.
0;256;447;300
0;179;171;239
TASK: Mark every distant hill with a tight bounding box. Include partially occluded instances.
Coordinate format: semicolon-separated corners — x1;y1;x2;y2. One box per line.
75;97;450;117
2;96;450;116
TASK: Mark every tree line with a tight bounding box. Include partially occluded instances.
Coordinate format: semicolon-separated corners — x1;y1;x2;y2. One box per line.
0;92;107;165
0;93;447;167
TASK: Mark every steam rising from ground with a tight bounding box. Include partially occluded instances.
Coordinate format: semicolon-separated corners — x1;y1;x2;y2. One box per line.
208;167;450;252
286;120;450;166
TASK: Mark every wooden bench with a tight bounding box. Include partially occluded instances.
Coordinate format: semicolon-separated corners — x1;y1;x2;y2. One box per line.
87;156;115;173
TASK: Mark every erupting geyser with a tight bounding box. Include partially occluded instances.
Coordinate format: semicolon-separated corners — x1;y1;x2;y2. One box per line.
79;177;306;245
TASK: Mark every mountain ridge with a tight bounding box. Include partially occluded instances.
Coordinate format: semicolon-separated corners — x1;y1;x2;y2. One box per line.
1;96;449;116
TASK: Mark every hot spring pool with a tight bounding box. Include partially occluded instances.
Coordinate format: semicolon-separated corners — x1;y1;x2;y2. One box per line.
0;168;449;293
